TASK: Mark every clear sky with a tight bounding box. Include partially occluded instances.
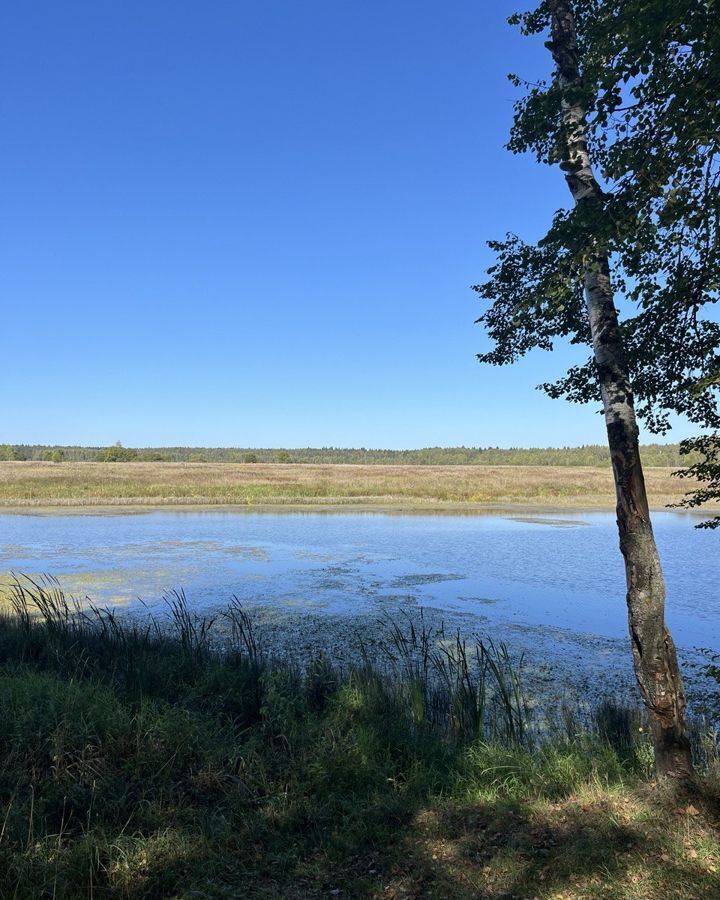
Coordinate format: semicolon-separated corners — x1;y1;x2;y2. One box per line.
0;1;689;448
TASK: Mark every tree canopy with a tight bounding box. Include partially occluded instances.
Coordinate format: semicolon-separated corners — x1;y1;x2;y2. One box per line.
475;0;719;511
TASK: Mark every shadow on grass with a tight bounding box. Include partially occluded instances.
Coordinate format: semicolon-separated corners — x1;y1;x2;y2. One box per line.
107;778;720;899
386;782;720;900
1;576;719;899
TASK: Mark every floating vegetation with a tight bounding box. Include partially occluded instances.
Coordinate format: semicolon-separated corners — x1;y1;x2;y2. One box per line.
391;572;466;587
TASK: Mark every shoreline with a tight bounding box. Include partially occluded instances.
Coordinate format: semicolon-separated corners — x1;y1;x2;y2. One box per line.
0;498;707;517
206;600;715;718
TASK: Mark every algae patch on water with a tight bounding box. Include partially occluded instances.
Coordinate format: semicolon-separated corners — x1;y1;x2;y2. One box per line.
224;545;270;560
374;593;420;606
458;595;502;606
391;573;466;588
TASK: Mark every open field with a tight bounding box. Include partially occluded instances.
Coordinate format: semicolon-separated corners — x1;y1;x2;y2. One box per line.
0;460;702;510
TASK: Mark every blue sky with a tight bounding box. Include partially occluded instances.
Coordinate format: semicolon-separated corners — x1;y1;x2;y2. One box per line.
0;1;687;448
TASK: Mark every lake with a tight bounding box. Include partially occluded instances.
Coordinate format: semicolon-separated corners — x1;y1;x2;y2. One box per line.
1;508;717;704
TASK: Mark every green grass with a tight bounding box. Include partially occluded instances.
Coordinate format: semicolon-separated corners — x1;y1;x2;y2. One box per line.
0;577;719;898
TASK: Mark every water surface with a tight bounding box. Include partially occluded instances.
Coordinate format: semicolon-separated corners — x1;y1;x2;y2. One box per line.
0;508;716;650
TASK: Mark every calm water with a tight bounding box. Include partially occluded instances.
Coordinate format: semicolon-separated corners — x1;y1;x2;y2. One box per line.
0;508;717;652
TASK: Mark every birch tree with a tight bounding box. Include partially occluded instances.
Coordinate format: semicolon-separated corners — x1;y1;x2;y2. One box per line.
476;0;719;776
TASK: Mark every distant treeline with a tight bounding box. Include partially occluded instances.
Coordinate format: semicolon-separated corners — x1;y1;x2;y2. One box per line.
0;443;700;466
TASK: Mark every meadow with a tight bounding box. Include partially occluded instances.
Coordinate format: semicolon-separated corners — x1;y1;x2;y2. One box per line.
0;578;719;899
0;460;696;510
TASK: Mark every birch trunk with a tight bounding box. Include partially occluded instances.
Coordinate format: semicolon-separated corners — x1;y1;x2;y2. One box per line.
547;0;693;777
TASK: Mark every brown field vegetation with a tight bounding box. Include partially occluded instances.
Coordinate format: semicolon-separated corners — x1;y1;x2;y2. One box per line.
0;460;702;510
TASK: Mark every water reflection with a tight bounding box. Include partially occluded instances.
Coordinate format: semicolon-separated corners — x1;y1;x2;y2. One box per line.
0;509;715;651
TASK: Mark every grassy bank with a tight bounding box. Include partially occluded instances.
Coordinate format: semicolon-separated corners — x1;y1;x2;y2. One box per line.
0;460;699;509
0;579;719;898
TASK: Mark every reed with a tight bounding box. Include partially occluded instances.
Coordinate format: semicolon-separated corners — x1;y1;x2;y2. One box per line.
1;576;719;898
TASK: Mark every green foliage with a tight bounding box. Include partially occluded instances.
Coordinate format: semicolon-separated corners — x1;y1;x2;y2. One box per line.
4;442;700;466
39;448;65;463
674;433;720;528
475;0;719;440
0;444;25;461
276;451;291;464
95;445;139;462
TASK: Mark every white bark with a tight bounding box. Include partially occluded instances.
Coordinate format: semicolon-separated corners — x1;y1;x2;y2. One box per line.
548;0;692;777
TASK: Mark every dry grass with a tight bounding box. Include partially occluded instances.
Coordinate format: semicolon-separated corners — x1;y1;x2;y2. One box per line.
0;460;702;510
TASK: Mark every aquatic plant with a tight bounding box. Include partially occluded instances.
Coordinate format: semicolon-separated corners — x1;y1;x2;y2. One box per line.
1;576;719;898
